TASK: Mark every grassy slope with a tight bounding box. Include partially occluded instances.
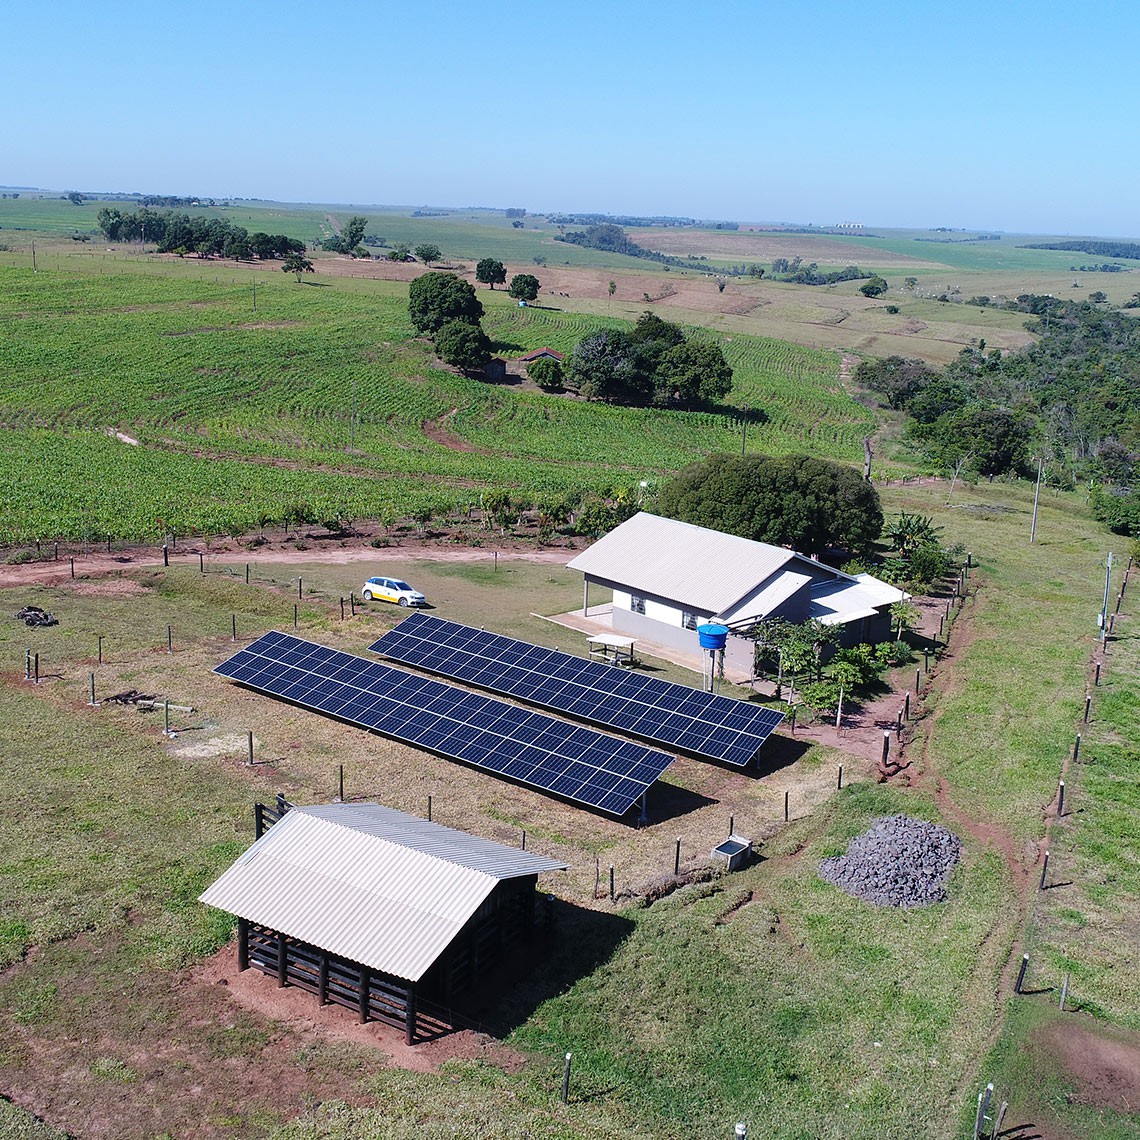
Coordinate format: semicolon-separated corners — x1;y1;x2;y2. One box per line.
0;259;879;543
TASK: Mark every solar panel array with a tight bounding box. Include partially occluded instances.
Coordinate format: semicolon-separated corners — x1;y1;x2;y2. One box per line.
215;631;672;816
369;613;784;768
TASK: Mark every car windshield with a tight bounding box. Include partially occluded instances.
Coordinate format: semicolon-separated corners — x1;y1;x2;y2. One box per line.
392;581;413;591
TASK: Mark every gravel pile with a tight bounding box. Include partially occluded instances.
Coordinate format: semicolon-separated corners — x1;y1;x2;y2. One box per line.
819;814;961;907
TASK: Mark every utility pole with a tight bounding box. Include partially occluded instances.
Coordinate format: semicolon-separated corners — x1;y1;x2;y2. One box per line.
1029;455;1043;543
1100;551;1114;642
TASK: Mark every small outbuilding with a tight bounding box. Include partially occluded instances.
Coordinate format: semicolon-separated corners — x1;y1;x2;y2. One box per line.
567;512;906;674
199;802;565;1042
516;347;564;363
484;357;508;381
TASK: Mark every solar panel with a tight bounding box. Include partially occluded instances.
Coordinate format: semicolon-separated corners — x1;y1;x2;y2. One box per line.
369;613;784;767
215;631;671;817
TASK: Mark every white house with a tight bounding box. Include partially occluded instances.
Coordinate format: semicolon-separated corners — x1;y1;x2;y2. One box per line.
567;513;906;674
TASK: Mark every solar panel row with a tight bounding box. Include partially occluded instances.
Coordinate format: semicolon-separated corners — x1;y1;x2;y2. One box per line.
215;631;672;816
369;613;784;767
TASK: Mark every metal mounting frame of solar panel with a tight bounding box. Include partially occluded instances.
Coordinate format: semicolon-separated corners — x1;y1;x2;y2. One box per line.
214;631;672;817
368;613;784;768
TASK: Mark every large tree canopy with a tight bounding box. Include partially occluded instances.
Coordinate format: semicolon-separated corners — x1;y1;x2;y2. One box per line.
475;258;507;288
657;453;883;555
566;311;734;409
408;272;484;335
435;319;491;371
508;273;540;302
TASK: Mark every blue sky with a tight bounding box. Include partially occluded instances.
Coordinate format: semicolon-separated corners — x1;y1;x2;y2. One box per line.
6;0;1138;236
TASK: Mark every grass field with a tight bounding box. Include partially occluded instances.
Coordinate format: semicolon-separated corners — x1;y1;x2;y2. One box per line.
1;477;1138;1139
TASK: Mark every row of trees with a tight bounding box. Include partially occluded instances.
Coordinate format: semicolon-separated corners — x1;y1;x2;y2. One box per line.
97;208;304;260
567;312;734;408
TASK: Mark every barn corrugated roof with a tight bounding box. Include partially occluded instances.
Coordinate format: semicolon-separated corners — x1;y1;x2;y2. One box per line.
199;804;565;983
567;512;796;614
809;574;908;625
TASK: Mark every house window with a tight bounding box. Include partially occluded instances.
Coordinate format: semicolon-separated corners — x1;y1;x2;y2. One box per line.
630;594;646;615
682;611;700;630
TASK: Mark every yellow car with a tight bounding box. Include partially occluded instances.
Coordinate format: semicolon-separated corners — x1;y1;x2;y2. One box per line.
361;576;427;607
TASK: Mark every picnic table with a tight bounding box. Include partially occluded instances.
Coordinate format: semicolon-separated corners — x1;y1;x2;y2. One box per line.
586;634;637;667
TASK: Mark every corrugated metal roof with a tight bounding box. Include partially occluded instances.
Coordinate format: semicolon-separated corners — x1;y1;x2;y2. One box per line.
199;804;565;982
809;574;907;625
567;512;795;614
719;567;815;624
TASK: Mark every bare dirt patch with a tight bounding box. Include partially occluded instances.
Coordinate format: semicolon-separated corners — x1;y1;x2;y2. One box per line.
423;408;486;453
194;944;528;1075
1038;1018;1140;1114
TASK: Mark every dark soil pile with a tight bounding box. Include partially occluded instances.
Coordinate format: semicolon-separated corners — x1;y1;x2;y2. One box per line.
819;814;961;907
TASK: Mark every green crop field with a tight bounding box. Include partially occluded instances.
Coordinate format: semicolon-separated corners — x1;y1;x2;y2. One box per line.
0;256;881;544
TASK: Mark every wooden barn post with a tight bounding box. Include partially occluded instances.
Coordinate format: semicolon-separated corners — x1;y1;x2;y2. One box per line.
237;918;249;971
405;986;417;1046
276;932;288;987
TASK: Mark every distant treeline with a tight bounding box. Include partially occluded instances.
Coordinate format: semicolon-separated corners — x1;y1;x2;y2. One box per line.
1021;240;1140;260
1072;264;1125;273
138;195;223;208
914;234;1001;244
770;258;870;286
97;208;304;259
412;209;449;217
548;213;738;230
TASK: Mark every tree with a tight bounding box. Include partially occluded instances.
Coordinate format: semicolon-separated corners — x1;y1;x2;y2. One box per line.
608;280;616;297
860;276;888;298
408;272;484;335
475;258;507;289
339;215;366;253
567;329;646;403
387;242;411;262
66;191;84;206
904;276;918;290
282;253;314;281
658;453;884;555
924;405;1033;477
655;339;733;407
527;356;564;390
508;273;540;302
414;243;441;267
435;319;491;371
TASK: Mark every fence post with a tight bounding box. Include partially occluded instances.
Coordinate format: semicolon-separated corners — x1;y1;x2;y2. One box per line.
427;794;432;821
163;543;169;567
231;614;237;642
1039;850;1050;890
609;865;615;900
1057;779;1066;817
1015;953;1029;993
167;624;172;654
98;635;103;664
784;790;789;822
674;837;681;876
561;1052;572;1105
245;562;250;584
298;576;303;600
89;673;96;706
199;551;204;573
837;764;843;790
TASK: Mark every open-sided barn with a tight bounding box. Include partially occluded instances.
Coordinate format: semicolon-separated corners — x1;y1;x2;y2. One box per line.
200;802;565;1043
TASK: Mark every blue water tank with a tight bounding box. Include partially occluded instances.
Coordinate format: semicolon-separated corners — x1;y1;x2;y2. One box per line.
697;623;728;650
